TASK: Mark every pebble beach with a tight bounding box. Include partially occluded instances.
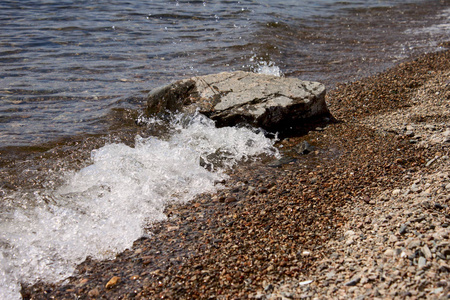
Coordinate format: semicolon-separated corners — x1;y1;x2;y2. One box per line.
22;46;450;299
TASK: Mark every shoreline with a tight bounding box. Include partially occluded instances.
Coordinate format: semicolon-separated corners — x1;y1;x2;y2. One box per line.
23;48;450;299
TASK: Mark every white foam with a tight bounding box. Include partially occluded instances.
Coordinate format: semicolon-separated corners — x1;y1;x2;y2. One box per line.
0;252;21;300
405;8;450;36
0;113;279;299
250;55;283;77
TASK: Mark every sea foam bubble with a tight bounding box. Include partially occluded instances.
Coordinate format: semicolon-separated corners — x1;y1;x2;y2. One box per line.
0;113;279;299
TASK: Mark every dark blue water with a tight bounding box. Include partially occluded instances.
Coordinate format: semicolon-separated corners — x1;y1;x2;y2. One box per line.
1;0;449;147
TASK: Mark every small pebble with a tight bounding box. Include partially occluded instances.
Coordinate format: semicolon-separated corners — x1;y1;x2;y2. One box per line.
422;245;432;259
384;249;395;257
344;275;361;287
418;257;426;268
105;276;121;289
399;224;408;235
88;288;100;298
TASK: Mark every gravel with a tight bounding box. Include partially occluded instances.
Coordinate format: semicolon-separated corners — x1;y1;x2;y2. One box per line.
22;48;450;299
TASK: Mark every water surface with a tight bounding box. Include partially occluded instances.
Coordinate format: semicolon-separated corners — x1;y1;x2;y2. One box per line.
1;0;449;146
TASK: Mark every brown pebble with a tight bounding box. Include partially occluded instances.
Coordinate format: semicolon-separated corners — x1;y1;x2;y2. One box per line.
88;287;100;298
225;196;237;203
105;276;121;289
258;188;268;193
78;278;89;286
150;269;162;276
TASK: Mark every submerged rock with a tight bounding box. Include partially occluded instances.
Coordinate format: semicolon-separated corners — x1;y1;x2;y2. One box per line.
293;140;316;155
146;71;331;132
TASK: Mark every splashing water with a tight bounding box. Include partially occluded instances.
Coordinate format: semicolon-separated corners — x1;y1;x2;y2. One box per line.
250;55;283;77
0;113;279;299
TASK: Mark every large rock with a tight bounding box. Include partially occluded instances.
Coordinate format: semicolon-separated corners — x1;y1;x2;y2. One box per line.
146;71;330;132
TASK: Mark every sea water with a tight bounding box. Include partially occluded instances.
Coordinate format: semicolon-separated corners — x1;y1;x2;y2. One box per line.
0;113;279;299
1;0;450;298
1;0;450;147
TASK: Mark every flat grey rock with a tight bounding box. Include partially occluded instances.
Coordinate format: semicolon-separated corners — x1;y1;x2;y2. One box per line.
146;71;330;132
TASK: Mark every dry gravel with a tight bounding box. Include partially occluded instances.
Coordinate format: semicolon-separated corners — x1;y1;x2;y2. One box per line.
22;49;450;299
265;51;450;299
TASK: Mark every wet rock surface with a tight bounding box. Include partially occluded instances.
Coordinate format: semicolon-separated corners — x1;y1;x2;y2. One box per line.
146;71;331;133
23;49;450;299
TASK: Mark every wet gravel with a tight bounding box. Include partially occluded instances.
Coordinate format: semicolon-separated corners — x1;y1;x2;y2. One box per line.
22;47;450;299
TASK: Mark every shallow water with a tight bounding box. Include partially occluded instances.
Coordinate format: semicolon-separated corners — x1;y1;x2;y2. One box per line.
0;113;279;299
0;0;450;298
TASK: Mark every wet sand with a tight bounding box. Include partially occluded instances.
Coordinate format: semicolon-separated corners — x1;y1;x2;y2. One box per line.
23;46;450;299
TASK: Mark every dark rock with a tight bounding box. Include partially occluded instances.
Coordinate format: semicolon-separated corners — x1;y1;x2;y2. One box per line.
442;248;450;258
268;156;296;167
146;71;330;132
438;265;450;273
344;275;361;286
401;291;413;297
399;224;408;235
437;281;448;287
434;203;444;210
293;141;316;155
225;197;237;204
